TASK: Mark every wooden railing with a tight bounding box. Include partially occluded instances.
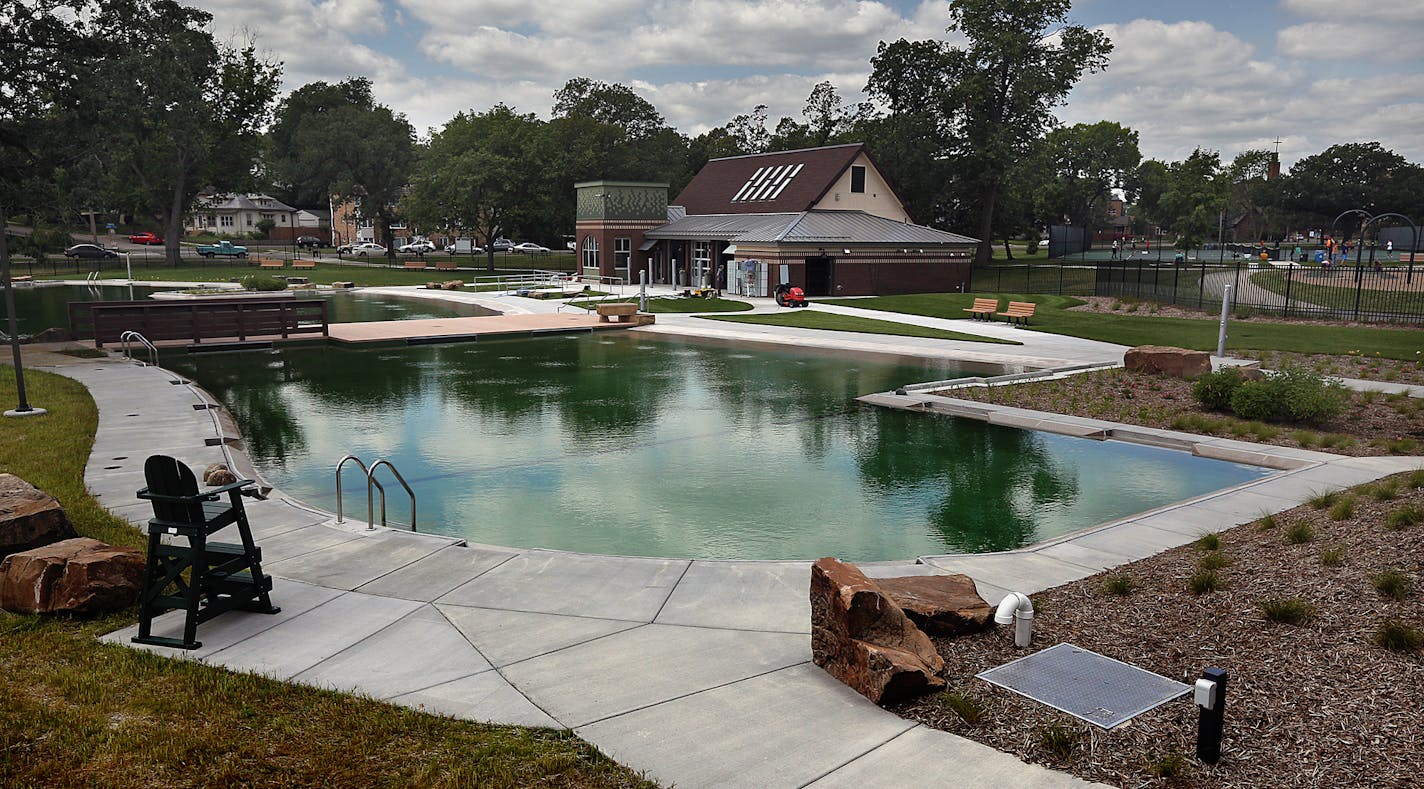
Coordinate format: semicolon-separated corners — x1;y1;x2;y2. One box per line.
68;297;329;347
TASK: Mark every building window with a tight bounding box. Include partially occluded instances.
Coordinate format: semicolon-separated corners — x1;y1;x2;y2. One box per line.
245;214;253;226
219;215;234;228
850;165;866;194
614;237;631;271
582;235;599;270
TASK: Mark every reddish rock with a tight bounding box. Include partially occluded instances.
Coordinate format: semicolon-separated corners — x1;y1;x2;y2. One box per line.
0;474;77;559
1124;346;1212;379
441;280;464;290
876;574;992;636
0;537;145;615
810;557;945;705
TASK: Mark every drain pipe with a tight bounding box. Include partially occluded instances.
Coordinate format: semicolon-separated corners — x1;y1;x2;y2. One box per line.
994;592;1034;648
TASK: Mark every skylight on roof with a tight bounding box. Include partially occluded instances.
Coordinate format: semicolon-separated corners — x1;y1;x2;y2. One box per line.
731;163;804;202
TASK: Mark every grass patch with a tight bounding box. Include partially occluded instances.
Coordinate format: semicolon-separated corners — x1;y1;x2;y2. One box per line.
1308;490;1341;510
1188;569;1221;595
702;311;1021;343
936;691;987;725
1369;481;1400;501
1328;495;1357;521
1385;505;1422;530
1147;752;1190;779
1320;546;1345;567
1371;570;1412;601
1255;513;1278;531
1195;533;1221;551
0;365;653;789
1035;721;1080;761
1374;620;1424;653
1260;597;1316;625
1285;521;1316;544
1101;573;1137;596
1198;552;1232;571
817;292;1424;360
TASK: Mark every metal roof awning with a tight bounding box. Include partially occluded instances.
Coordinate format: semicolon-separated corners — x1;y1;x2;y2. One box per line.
638;239;658;251
722;245;738;254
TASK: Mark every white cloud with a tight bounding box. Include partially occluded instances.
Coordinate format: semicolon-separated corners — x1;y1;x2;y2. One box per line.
1281;0;1424;24
1277;21;1423;62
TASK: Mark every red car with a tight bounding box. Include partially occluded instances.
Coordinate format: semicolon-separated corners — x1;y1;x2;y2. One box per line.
127;231;164;245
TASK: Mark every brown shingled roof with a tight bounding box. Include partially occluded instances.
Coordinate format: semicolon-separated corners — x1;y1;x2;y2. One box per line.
672;143;865;215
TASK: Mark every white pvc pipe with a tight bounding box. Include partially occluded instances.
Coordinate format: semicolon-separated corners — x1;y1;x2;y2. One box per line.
994;592;1034;648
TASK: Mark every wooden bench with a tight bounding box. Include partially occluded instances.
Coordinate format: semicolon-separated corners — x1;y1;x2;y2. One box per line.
595;302;640;323
404;261;428;270
997;301;1036;326
257;259;284;269
292;259;315;269
963;297;999;320
435;261;457;271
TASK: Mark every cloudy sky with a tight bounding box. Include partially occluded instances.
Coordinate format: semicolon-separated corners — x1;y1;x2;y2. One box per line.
194;0;1423;166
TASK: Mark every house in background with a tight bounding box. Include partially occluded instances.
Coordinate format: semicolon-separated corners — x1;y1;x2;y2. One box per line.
330;195;412;248
188;193;299;237
575;143;977;296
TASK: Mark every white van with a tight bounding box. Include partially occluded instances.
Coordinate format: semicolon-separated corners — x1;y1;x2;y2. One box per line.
448;238;484;255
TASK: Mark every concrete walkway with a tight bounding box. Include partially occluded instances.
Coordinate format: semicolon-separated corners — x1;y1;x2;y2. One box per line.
40;286;1420;788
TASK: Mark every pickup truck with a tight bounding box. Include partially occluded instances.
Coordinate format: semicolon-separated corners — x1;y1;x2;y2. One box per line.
196;241;248;258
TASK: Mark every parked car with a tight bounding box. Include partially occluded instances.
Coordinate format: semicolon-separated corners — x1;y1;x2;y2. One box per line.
398;240;436;254
512;242;551;254
295;235;321;249
490;238;515;253
346;242;387;256
64;243;118;259
127;231;164;245
447;238;484;255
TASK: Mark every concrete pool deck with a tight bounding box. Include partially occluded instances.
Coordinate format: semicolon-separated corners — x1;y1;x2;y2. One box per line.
31;291;1421;788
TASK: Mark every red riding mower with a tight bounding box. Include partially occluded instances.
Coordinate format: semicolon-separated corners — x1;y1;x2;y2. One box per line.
774;283;808;308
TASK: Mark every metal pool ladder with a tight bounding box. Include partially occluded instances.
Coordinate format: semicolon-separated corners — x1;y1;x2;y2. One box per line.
119;330;158;366
335;454;417;532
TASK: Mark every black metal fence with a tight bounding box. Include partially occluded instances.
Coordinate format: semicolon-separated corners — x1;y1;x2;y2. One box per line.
971;258;1424;324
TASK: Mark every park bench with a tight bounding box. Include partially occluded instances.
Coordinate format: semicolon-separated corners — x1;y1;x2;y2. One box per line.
997;301;1036;326
963;297;999;320
404;261;428;270
596;302;640;323
257;258;284;269
291;259;315;269
435;261;457;271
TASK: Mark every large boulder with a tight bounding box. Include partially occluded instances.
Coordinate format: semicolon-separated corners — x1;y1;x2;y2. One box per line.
0;474;77;559
0;537;145;615
811;557;945;705
1124;345;1212;379
876;574;993;637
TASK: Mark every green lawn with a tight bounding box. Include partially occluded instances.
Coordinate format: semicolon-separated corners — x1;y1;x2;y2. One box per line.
1251;270;1424;317
702;310;1021;343
819;293;1424;360
0;365;654;789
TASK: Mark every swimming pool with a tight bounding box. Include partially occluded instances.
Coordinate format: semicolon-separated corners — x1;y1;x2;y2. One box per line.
162;333;1272;560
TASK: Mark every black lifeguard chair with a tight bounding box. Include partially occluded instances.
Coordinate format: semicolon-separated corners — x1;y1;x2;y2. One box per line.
132;455;279;649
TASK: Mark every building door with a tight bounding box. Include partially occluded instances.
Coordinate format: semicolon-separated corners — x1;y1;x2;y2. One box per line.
804;256;834;296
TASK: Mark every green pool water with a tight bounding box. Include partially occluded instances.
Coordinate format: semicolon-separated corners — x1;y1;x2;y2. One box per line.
3;284;491;335
162;334;1272;560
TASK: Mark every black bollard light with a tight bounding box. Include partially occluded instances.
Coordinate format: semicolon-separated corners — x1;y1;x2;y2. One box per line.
1194;667;1228;764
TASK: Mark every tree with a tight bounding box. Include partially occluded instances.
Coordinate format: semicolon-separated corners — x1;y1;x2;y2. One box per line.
1156;149;1226;250
268;79;415;257
1279;142;1424;229
861;39;960;226
1031;121;1140;228
404;105;545;271
1224;149;1280;241
940;0;1113;264
98;0;280;265
552;77;665;140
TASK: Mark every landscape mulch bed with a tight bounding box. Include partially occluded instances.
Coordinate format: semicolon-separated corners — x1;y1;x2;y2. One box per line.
891;472;1424;788
940;367;1424;457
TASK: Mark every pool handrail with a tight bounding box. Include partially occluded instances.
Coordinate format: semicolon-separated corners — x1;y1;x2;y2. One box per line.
367;458;416;532
335;454;386;527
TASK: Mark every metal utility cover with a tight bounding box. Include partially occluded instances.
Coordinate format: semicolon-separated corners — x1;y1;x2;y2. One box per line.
976;643;1190;729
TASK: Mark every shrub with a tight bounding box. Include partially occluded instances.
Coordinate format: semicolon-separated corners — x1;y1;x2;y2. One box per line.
1320;433;1355;449
1320;547;1345;567
1191;368;1245;411
1370;481;1400;501
1255;513;1277;531
1195;533;1221;551
1374;620;1424;653
1386;505;1422;530
1409;470;1424;489
1220;367;1349;426
1328;496;1356;521
1148;752;1189;779
1229;380;1277;421
1260;597;1315;625
1291;430;1319;447
1101;573;1137;596
240;274;288;292
1308;491;1340;510
1198;552;1232;571
1372;570;1412;601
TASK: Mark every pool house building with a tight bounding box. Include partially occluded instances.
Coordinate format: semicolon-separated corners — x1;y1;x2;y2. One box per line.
575;143;978;296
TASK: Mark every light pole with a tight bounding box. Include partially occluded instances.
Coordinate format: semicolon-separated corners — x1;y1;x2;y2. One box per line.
0;218;44;417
